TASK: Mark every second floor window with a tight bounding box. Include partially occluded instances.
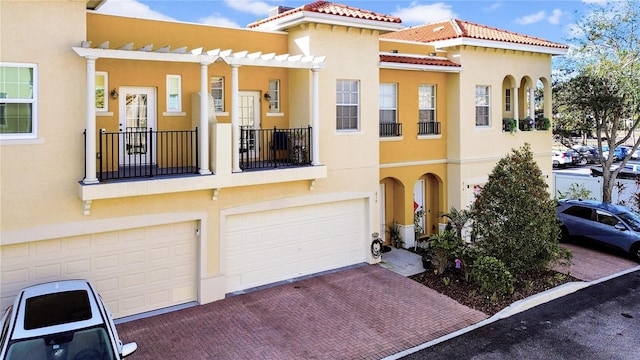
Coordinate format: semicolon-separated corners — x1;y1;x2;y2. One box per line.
418;84;436;122
268;79;280;112
505;88;511;112
476;85;490;127
211;76;224;112
0;63;38;140
166;75;182;112
379;83;397;123
336;79;359;131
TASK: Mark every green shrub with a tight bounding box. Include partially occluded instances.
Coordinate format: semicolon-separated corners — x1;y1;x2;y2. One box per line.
471;256;515;297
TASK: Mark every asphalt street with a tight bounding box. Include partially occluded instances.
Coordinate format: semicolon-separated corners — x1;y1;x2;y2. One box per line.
401;270;640;360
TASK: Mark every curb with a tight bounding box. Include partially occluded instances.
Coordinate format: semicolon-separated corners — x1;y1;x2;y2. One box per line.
382;265;640;360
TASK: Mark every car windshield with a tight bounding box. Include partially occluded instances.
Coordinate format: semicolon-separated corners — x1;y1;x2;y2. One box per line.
618;211;640;232
5;326;115;360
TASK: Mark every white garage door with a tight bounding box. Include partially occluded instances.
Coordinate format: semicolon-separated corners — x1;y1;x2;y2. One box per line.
225;199;367;293
1;221;197;319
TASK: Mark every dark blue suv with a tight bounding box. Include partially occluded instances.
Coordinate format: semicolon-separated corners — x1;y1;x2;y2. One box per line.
557;199;640;262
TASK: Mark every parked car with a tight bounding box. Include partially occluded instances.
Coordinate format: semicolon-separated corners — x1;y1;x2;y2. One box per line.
564;149;584;166
552;150;571;168
0;280;137;360
556;199;640;262
613;145;632;161
572;145;599;164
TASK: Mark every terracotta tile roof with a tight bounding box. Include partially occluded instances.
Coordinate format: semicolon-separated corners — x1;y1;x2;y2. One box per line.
248;1;401;28
379;54;460;68
381;19;568;50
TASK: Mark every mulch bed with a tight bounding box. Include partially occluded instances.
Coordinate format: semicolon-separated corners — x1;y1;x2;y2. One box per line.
409;267;580;316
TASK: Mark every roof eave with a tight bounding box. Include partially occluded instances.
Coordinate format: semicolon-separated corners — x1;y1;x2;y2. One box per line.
252;11;404;33
379;62;462;73
429;38;569;56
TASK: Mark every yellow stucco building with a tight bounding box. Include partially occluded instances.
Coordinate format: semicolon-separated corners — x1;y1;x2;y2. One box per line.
0;1;566;319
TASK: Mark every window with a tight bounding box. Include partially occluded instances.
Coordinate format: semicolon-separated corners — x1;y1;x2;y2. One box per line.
268;79;280;112
418;84;436;122
475;85;490;127
166;75;182;112
505;88;511;112
210;76;224;112
379;83;397;123
95;72;108;112
336;80;359;130
0;63;37;139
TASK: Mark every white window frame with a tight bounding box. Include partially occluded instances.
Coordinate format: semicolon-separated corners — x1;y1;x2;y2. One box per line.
475;85;491;127
379;83;397;124
95;71;108;112
211;76;224;113
505;88;511;112
166;74;182;113
0;62;38;140
418;84;436;122
336;79;360;131
267;79;280;113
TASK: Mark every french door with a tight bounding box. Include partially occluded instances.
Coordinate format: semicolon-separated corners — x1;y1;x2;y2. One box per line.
238;91;261;159
118;87;156;166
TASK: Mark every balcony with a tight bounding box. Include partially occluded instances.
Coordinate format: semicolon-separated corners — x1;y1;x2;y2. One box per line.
80;124;327;211
89;128;199;182
239;126;312;170
417;121;441;135
379;123;402;137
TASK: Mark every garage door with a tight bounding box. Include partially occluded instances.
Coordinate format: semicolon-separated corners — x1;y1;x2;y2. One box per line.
225;199;367;293
1;221;197;319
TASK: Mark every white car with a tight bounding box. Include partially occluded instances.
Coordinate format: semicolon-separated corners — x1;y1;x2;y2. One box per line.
0;280;137;360
552;150;571;167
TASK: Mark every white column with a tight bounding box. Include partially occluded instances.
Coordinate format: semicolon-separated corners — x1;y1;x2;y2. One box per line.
311;68;321;166
231;64;241;172
529;87;535;119
198;62;212;175
513;86;519;131
83;56;99;184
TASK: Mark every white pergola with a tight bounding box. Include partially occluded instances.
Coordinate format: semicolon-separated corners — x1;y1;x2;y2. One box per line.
73;42;326;184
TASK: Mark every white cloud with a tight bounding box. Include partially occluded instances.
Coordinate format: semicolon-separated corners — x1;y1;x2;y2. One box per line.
515;10;546;25
548;9;563;25
484;3;502;12
582;0;608;4
199;14;241;28
515;8;565;26
392;2;458;24
224;0;273;16
97;0;175;21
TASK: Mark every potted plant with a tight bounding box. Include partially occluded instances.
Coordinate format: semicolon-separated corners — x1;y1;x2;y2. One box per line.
387;222;403;248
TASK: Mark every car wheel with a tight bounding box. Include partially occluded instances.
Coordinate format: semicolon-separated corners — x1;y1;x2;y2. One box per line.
553;160;559;168
579;158;587;166
630;243;640;263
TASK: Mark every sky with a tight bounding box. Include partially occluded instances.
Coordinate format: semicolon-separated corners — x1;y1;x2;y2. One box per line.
95;0;609;45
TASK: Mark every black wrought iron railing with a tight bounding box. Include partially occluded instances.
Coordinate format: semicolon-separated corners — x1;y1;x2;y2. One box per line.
85;128;199;181
239;126;312;170
379;123;402;137
418;121;441;135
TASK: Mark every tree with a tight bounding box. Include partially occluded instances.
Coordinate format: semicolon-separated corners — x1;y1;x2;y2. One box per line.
555;0;640;203
470;144;567;276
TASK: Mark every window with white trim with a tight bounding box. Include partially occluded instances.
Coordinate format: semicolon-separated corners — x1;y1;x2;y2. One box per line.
268;79;280;113
475;85;490;127
210;76;224;112
379;83;397;123
166;74;182;112
95;71;108;112
418;84;436;122
336;79;359;131
0;63;37;139
505;88;511;112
